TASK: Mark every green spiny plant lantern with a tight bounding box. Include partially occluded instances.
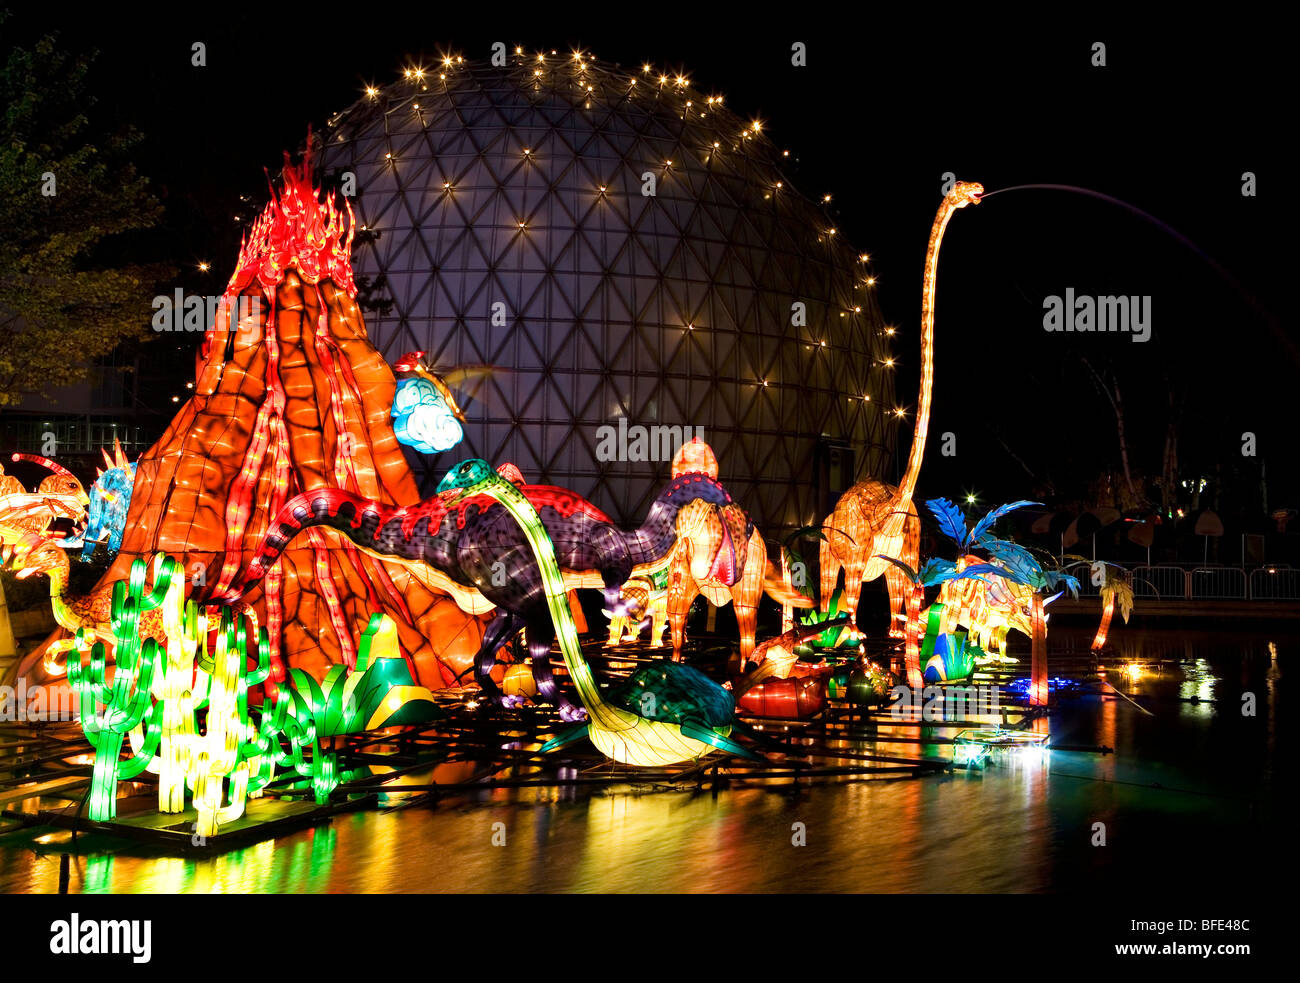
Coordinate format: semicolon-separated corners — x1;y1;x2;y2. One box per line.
67;558;172;822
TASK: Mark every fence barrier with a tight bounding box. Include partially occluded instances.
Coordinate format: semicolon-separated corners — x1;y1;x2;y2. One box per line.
1056;564;1300;601
1249;567;1300;600
1189;567;1248;599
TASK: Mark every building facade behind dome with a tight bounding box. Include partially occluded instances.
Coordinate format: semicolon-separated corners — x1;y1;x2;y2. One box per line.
317;50;896;531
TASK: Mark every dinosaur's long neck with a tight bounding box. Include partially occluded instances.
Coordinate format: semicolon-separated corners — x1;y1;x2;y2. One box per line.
45;555;79;631
477;476;625;730
899;198;958;504
624;472;737;564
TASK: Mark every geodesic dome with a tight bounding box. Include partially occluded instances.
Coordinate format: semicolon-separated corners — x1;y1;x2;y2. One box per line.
316;49;896;532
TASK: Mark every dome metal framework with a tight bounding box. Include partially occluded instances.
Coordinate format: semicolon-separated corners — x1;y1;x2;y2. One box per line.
316;50;897;532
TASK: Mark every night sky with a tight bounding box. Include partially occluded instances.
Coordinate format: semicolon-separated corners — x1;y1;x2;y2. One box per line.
5;11;1291;532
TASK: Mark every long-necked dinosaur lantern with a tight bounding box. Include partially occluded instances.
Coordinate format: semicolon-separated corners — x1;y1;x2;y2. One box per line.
819;182;983;634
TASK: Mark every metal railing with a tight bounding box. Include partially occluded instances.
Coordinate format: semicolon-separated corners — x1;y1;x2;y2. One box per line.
994;560;1300;602
1131;565;1187;600
1189;567;1248;599
1249;567;1300;600
1121;564;1300;601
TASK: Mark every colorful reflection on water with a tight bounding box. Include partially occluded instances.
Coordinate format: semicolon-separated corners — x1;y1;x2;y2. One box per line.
0;628;1288;893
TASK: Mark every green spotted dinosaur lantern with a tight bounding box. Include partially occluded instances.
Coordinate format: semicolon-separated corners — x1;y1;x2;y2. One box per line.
434;459;759;767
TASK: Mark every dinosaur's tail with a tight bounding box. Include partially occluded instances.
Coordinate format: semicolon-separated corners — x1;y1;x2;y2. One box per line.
214;490;443;602
761;559;815;609
733;617;850;697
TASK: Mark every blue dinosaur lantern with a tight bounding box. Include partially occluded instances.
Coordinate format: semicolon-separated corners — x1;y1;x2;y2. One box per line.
80;441;137;562
390;351;466;454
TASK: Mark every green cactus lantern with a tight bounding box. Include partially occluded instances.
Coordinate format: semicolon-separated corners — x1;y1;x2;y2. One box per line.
67;559;166;822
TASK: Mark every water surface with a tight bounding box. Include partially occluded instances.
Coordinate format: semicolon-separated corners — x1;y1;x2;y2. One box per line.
1;628;1288;893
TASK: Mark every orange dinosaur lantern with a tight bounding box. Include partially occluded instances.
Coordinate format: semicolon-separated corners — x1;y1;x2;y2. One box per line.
663;441;813;660
819;182;982;635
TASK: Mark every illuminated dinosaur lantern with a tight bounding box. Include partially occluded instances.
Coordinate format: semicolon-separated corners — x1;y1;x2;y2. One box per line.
390;351;466;454
819;182;983;635
0;453;88;548
930;554;1046;654
662;438;815;660
2;536;259;681
419;459;757;766
604;576;669;648
220;459;748;717
80;440;137;561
